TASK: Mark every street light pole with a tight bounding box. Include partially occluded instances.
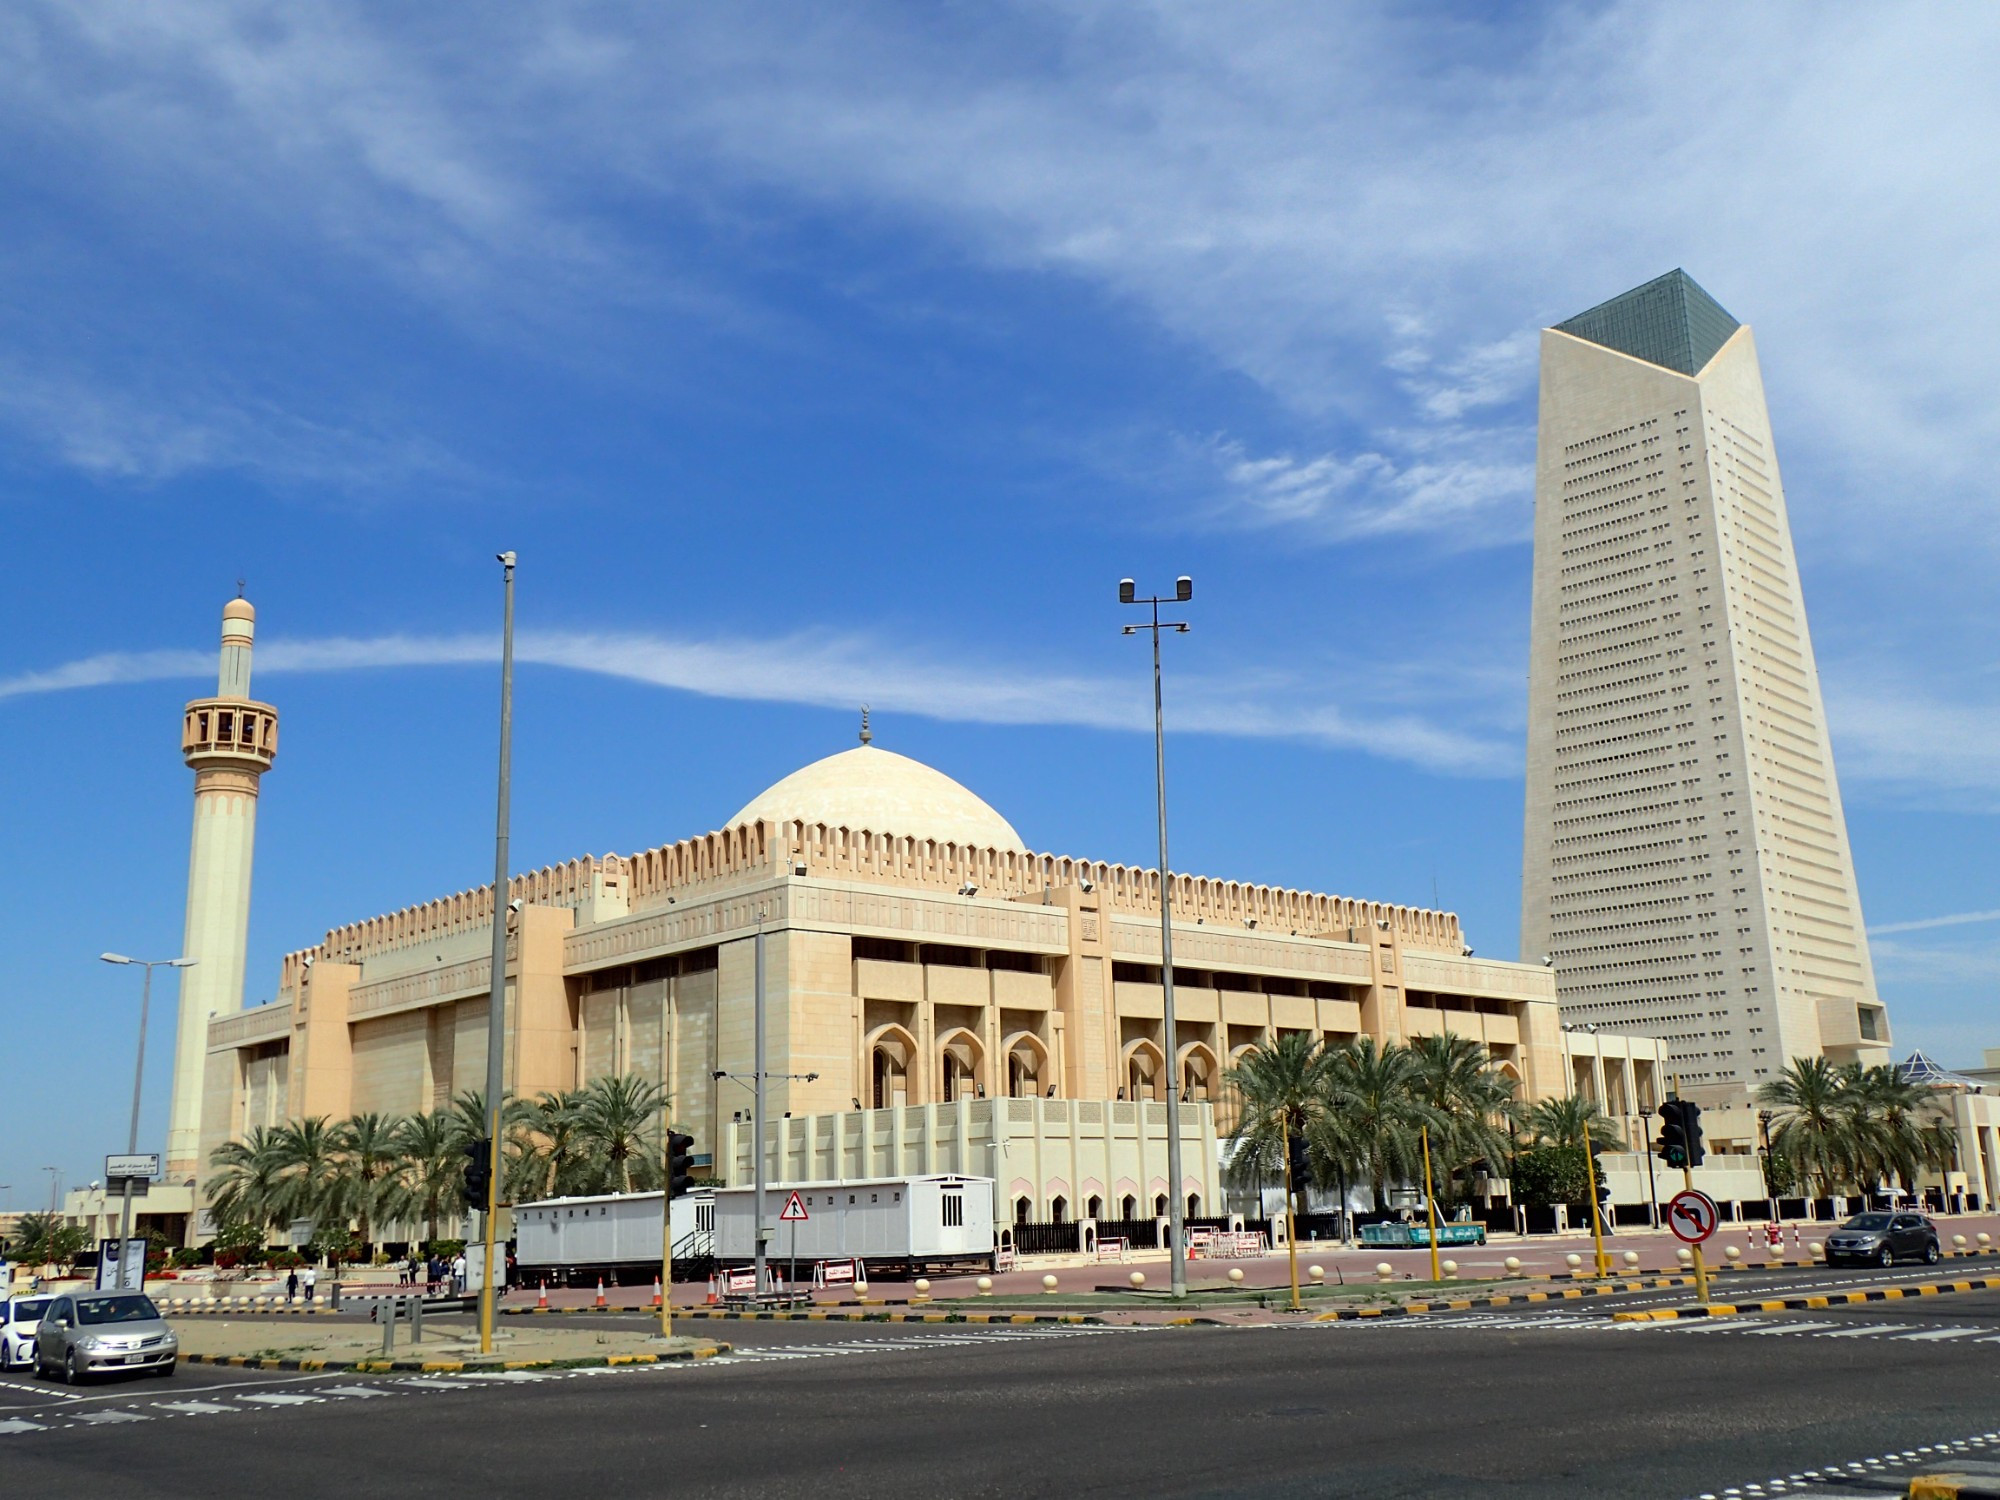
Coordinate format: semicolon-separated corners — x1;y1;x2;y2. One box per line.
1639;1103;1659;1230
754;911;768;1298
100;953;194;1285
479;550;517;1357
1120;575;1192;1299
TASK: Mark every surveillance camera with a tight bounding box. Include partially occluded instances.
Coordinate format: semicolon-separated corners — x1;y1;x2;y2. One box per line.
1078;877;1095;894
1541;954;1554;967
507;898;524;912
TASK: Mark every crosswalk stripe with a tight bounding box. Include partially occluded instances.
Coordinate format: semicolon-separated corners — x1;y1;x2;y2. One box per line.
317;1386;393;1398
1894;1327;1979;1340
0;1418;48;1434
72;1410;149;1423
156;1400;239;1414
238;1392;324;1405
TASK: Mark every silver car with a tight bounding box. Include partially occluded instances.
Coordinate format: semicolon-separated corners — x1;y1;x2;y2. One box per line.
1;1295;51;1370
34;1290;178;1382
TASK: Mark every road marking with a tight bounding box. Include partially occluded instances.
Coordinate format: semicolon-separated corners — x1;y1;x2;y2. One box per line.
0;1418;48;1434
317;1386;394;1398
71;1409;149;1424
236;1391;325;1405
156;1400;241;1415
1894;1327;1980;1340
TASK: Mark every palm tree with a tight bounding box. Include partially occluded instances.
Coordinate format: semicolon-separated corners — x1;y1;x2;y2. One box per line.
333;1112;408;1251
206;1125;290;1233
516;1089;592;1200
1758;1057;1854;1198
395;1110;467;1242
1406;1034;1519;1207
575;1074;671;1194
1524;1095;1622;1153
267;1116;348;1237
1323;1038;1433;1208
1222;1031;1332;1212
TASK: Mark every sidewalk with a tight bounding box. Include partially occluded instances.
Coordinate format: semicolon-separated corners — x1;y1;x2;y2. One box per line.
171;1316;727;1373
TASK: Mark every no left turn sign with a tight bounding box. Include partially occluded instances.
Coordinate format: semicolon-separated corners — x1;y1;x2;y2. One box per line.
1666;1188;1718;1244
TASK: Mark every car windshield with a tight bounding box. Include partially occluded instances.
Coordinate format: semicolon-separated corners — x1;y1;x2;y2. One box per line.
10;1299;50;1322
1843;1214;1892;1231
76;1295;160;1325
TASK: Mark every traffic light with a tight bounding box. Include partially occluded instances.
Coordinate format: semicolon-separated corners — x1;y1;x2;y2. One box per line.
665;1131;695;1200
1656;1100;1705;1170
463;1137;492;1205
1286;1130;1311;1190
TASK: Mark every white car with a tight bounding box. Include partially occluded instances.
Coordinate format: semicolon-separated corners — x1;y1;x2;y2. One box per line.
1;1295;52;1370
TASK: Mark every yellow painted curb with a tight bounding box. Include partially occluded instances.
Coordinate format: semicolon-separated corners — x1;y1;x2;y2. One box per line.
1908;1476;1967;1499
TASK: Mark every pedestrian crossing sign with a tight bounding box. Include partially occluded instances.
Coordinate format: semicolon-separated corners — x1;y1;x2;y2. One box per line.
780;1191;809;1222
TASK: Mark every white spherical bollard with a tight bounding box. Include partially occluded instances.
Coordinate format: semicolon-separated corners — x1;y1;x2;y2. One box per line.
1622;1251;1640;1269
1227;1267;1245;1284
1565;1253;1582;1271
1676;1247;1693;1266
1979;1232;1992;1249
1042;1274;1059;1294
976;1275;993;1296
912;1277;930;1302
855;1278;869;1297
1503;1256;1521;1275
1953;1235;1967;1252
1129;1271;1146;1288
1809;1241;1824;1262
1441;1259;1457;1280
1308;1265;1325;1284
1723;1245;1741;1264
1375;1262;1394;1282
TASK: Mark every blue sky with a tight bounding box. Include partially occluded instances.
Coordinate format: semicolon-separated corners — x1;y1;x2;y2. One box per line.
4;2;1997;1204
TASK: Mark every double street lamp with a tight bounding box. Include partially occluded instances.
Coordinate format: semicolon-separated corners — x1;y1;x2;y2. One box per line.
1119;574;1192;1299
99;952;196;1274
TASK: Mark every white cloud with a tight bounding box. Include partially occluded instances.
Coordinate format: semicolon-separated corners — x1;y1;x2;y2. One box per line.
1199;435;1531;543
1869;910;2000;937
0;627;1514;776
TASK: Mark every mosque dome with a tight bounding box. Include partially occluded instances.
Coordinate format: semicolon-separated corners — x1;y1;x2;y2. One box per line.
729;741;1027;854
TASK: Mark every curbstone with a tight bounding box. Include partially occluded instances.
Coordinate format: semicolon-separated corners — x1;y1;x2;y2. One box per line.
182;1342;730;1374
1608;1274;2000;1322
1313;1275;1699;1323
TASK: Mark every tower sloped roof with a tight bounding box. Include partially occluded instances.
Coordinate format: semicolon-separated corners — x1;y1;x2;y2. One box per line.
1554;269;1740;376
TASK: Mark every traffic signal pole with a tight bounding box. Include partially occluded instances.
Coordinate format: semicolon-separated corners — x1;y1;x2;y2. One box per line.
660;1164;674;1341
1581;1141;1609;1278
1683;1161;1712;1305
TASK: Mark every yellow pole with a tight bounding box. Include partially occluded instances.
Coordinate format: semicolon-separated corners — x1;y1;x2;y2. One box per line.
660;1175;674;1341
1684;1163;1711;1305
1282;1136;1302;1313
1582;1136;1609;1278
1420;1125;1441;1284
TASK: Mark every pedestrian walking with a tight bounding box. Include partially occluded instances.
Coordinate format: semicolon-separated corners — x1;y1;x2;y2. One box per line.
286;1267;300;1304
451;1252;468;1295
302;1263;318;1305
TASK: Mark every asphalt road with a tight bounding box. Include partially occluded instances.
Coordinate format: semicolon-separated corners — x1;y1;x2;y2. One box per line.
5;1283;1999;1499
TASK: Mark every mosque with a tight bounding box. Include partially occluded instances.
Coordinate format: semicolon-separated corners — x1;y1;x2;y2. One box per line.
73;597;1677;1248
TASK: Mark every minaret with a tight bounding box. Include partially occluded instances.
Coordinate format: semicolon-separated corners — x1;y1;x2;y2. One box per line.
165;597;278;1179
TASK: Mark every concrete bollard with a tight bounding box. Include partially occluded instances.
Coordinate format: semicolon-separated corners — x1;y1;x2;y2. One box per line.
1979;1233;1992;1249
976;1276;993;1297
854;1277;869;1300
1676;1247;1693;1266
1227;1268;1244;1284
1565;1253;1581;1271
912;1278;931;1304
1375;1262;1394;1283
1809;1241;1825;1261
1042;1274;1059;1294
1308;1265;1324;1284
1622;1251;1640;1270
1503;1256;1521;1275
1441;1260;1457;1280
1723;1245;1741;1265
1129;1272;1146;1288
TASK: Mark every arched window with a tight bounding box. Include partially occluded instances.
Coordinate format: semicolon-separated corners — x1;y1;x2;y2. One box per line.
1086;1196;1102;1220
1014;1196;1032;1225
1121;1194;1138;1220
1051;1196;1068;1223
1187;1192;1201;1218
1153;1194;1168;1217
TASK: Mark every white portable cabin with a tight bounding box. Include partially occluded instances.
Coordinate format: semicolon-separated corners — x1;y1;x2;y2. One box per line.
512;1189;715;1277
713;1175;995;1269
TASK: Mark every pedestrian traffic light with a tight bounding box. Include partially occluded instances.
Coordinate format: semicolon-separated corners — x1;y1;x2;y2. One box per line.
463;1137;492;1204
666;1131;695;1200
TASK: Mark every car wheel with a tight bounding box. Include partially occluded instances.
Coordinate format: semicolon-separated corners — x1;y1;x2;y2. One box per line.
1925;1241;1941;1265
1877;1245;1896;1268
63;1349;83;1385
155;1360;177;1379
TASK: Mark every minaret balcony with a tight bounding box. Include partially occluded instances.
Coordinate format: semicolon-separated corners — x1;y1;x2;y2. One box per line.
183;697;279;769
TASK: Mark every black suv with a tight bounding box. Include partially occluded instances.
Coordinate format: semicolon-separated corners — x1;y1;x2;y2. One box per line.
1824;1211;1941;1267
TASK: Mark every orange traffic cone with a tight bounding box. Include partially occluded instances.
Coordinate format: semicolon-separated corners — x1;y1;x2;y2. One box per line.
595;1279;607;1309
537;1281;548;1310
706;1274;719;1306
651;1278;662;1309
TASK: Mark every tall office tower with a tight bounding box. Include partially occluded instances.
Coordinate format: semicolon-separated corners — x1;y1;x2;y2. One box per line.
165;596;278;1178
1521;270;1889;1096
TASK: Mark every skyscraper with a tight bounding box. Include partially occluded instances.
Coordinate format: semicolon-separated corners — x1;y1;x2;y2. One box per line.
1521;270;1889;1097
165;596;278;1177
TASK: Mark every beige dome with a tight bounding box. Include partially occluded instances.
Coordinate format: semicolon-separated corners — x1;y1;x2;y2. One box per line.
222;597;256;622
729;744;1026;853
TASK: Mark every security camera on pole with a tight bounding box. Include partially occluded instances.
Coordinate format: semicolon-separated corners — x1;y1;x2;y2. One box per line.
1119;573;1193;1300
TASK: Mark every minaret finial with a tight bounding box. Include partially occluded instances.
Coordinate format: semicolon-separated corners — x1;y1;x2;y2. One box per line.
236;577;246;599
859;705;872;745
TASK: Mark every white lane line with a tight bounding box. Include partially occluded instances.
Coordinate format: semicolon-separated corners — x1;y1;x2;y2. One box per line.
156;1400;241;1415
1738;1322;1843;1335
317;1386;394;1398
1816;1325;1895;1338
1894;1327;1980;1341
236;1391;325;1405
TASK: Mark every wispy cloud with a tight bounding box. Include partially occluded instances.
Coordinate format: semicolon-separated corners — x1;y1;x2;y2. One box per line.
0;628;1514;776
1870;909;2000;937
1197;435;1531;543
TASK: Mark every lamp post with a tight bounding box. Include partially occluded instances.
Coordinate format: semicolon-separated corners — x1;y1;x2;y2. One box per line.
479;550;516;1357
1560;1020;1609;1277
1638;1103;1659;1229
1119;574;1192;1299
99;953;195;1280
44;1167;60;1214
1757;1108;1775;1200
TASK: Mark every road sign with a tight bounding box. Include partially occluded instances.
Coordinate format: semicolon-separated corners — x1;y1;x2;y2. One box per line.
105;1153;159;1180
779;1190;809;1223
1666;1189;1719;1245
